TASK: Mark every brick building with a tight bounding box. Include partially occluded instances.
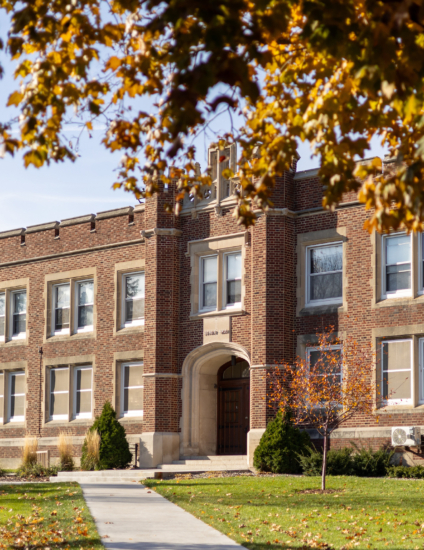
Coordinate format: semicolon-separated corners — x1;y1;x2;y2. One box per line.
0;146;420;468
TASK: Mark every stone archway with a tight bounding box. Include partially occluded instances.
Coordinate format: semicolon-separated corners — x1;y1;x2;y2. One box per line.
181;342;250;457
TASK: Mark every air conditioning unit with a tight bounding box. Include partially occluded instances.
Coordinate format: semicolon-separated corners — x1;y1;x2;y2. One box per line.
391;426;421;447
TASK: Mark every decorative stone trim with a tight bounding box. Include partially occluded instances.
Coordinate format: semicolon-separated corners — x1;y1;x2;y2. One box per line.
26;221;59;234
141;228;182;239
0;228;25;240
60;214;95;227
249;364;277;369
142;373;182;378
96;206;134;220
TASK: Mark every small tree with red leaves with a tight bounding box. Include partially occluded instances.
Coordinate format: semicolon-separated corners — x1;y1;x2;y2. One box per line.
269;329;375;490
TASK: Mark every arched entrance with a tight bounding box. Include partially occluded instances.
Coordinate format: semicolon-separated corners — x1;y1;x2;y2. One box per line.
181;342;250;457
217;357;250;455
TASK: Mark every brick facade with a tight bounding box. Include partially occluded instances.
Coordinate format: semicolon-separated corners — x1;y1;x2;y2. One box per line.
0;153;422;468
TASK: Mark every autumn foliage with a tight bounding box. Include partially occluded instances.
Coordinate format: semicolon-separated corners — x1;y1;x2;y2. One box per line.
268;329;375;489
2;1;424;231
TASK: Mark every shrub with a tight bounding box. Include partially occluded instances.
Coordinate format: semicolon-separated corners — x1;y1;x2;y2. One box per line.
253;410;311;474
83;402;132;470
299;446;355;476
299;444;393;477
387;465;424;479
351;444;394;477
298;446;323;476
81;429;101;471
21;436;38;468
57;433;75;471
17;463;58;478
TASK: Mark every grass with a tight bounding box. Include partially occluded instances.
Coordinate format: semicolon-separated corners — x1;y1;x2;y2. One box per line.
145;474;424;549
0;483;103;549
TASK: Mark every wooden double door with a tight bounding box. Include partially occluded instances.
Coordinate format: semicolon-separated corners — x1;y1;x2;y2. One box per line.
217;359;250;455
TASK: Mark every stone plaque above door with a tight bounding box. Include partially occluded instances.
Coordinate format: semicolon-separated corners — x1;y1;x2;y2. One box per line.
203;316;231;344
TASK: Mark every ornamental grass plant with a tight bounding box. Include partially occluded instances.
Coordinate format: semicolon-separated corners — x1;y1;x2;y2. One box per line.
81;428;101;471
57;432;75;471
21;435;38;467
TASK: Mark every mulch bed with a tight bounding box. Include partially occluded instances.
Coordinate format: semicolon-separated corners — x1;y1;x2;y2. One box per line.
0;474;51;483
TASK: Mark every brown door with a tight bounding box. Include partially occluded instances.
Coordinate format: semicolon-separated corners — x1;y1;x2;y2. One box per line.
217;359;250;455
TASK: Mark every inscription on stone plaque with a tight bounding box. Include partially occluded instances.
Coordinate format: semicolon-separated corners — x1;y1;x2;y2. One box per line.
203;316;231;344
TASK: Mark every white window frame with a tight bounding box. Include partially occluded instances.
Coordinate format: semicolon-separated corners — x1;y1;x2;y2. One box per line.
10;289;27;340
306;242;343;307
223;252;242;309
52;283;71;336
0;372;4;423
74;280;94;334
73;366;93;420
121;362;144;418
121;272;145;328
381;338;413;405
49;367;69;421
199;254;218;312
306;344;343;402
382;233;412;299
8;371;25;423
419;338;424;405
0;293;5;344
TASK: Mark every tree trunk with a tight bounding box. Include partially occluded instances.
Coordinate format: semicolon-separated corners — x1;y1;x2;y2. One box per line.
322;433;328;491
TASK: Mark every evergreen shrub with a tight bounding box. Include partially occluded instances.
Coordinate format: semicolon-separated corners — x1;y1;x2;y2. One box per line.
387;465;424;479
299;444;393;477
253;410;311;474
81;402;132;470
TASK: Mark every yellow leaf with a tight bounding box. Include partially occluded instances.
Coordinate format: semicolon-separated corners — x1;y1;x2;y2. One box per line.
106;56;121;71
7;91;23;107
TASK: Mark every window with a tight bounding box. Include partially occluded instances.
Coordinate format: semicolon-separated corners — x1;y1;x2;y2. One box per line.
383;234;411;298
0;373;4;423
380;339;412;404
307;243;343;305
201;256;218;311
121;362;143;417
76;281;94;332
0;294;4;342
8;371;25;422
50;368;69;420
225;253;242;307
52;284;70;335
10;290;26;339
307;346;342;394
73;366;92;419
122;273;145;327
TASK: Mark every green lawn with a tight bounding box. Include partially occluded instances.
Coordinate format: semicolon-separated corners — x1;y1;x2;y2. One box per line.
0;483;103;549
145;475;424;549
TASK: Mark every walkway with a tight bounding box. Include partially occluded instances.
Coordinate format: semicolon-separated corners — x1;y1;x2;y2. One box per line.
81;482;245;550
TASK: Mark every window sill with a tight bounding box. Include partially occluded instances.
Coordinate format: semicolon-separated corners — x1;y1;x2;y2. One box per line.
0;422;25;428
119;416;144;423
190;308;245;321
44;418;94;427
299;303;345;317
375;404;423;414
373;295;424;309
45;332;95;343
0;338;28;347
116;325;145;336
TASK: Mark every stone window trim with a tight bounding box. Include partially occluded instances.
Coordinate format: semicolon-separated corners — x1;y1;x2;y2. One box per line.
43;355;96;426
187;232;247;318
0;278;29;346
113;259;145;336
111;350;144;422
305;242;343;307
296;228;347;317
371;231;424;308
381;232;412;300
43;268;97;343
0;361;27;427
372;325;424;412
296;333;346;364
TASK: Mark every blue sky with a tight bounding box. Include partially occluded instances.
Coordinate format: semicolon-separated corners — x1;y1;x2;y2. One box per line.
0;22;387;232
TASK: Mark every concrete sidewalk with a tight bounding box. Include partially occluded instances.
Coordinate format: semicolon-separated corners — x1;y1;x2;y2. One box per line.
81;482;245;550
